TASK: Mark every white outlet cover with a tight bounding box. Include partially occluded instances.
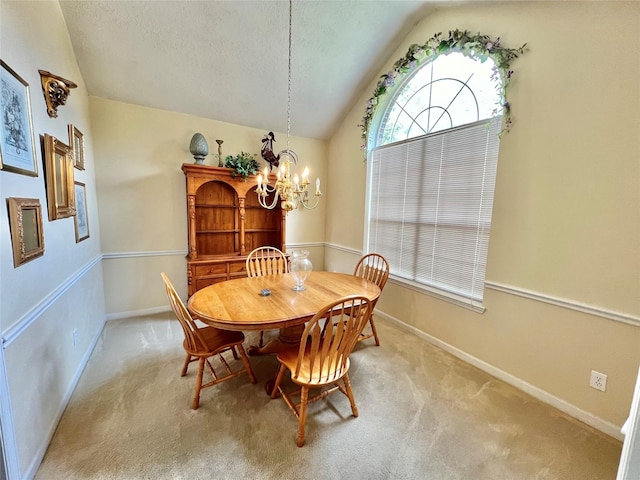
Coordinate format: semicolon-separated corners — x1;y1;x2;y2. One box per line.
590;370;607;392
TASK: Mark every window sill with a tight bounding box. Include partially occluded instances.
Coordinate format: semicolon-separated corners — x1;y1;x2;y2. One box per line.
387;276;486;314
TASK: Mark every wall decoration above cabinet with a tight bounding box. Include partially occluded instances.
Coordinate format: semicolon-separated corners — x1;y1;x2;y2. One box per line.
38;70;77;118
0;60;38;176
42;133;75;220
189;132;208;165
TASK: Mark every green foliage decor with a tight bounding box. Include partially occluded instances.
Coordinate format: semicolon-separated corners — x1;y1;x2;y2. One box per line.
358;29;527;152
224;151;260;180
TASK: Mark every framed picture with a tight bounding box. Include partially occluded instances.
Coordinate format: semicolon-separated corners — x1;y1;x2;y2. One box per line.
43;133;75;220
0;60;38;176
7;197;45;267
73;181;89;242
68;124;85;170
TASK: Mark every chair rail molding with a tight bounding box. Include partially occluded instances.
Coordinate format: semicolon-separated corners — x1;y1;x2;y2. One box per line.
485;281;640;327
102;249;188;259
2;254;103;348
323;242;362;256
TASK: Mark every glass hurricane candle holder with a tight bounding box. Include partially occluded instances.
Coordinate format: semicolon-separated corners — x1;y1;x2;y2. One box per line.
289;250;312;291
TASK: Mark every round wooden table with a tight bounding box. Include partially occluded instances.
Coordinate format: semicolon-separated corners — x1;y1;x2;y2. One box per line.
187;271;381;355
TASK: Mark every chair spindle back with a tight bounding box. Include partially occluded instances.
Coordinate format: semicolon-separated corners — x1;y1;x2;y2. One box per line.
161;272;209;353
246;246;288;277
293;296;372;384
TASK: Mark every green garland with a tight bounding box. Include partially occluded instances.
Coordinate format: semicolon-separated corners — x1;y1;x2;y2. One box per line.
359;29;527;152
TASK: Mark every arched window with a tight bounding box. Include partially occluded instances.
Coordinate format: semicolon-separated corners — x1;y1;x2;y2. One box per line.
364;31;525;309
377;52;500;145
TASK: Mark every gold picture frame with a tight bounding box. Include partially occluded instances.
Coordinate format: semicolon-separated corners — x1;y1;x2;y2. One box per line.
0;60;38;176
7;197;45;267
73;181;90;242
68;124;84;170
43;133;75;220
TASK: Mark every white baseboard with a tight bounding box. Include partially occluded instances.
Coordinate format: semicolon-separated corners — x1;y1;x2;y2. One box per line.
23;319;106;480
375;309;624;441
105;305;171;321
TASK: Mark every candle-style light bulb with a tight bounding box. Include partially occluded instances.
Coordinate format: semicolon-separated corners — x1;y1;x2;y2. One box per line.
315;177;321;195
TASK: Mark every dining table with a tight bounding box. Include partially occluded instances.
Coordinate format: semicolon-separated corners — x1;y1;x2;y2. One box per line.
187;271;381;356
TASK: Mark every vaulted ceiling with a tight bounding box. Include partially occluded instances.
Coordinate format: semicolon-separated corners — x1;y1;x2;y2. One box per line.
59;0;440;140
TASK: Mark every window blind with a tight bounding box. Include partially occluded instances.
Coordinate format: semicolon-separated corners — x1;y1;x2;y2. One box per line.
367;117;501;303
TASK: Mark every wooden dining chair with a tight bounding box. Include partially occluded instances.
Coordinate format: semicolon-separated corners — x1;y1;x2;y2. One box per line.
353;253;389;346
245;246;288;346
161;273;257;409
270;295;373;447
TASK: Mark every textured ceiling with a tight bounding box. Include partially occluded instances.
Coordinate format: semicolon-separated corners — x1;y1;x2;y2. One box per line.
59;0;438;140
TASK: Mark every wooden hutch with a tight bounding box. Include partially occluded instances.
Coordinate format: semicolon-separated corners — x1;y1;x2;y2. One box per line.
182;163;286;296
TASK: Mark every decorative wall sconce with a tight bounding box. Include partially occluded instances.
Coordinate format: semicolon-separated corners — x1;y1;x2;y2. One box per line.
38;70;77;118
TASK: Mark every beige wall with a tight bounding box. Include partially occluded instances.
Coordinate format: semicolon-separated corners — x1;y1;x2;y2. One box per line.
3;1;638;477
326;1;640;432
0;1;106;478
89;98;327;315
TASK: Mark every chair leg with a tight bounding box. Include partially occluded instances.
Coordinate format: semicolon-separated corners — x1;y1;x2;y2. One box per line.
259;331;264;347
343;373;359;417
369;315;381;346
270;364;287;398
192;357;205;410
236;343;257;384
296;386;309;447
181;353;191;377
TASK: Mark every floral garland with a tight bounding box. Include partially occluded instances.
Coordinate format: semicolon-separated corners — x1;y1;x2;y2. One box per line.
358;29;527;152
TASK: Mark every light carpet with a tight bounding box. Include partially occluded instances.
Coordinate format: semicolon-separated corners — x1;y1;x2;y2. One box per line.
35;313;622;479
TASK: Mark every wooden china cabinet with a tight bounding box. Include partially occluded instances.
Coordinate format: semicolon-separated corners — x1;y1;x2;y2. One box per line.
182;164;286;296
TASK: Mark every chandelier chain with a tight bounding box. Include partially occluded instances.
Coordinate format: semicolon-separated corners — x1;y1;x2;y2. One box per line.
254;0;322;212
287;0;292;153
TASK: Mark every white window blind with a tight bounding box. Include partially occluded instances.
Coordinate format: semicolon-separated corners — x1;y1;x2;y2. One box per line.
368;117;502;303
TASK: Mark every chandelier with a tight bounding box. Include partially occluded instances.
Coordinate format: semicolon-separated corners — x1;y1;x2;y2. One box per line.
256;0;322;212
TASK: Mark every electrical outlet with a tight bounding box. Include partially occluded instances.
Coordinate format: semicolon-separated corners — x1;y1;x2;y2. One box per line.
590;370;607;392
72;328;79;347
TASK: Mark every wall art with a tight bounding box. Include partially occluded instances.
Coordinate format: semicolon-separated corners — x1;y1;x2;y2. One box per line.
7;197;45;267
0;60;38;176
43;133;75;220
68;124;84;170
73;181;89;242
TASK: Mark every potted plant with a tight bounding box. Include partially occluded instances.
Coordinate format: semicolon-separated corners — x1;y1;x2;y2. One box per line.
224;151;260;180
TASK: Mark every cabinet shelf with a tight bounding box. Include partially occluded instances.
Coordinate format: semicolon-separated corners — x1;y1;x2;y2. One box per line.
195;204;238;208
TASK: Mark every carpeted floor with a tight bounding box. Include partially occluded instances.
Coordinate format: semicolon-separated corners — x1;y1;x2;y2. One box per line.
35;313;622;479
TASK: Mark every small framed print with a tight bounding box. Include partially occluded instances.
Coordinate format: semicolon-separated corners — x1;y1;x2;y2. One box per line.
43;133;75;220
0;60;38;176
73;181;89;242
7;197;45;267
68;124;85;170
